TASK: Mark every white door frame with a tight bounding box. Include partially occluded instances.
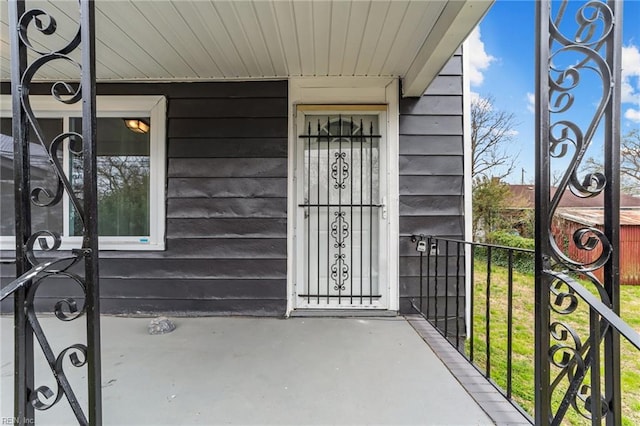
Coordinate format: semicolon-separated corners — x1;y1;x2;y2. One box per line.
286;77;400;315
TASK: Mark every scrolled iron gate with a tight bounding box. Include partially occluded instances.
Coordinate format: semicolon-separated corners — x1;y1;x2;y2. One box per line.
297;113;385;307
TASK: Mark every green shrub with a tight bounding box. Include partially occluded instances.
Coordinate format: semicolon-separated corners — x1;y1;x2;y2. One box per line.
474;231;535;273
488;231;535;250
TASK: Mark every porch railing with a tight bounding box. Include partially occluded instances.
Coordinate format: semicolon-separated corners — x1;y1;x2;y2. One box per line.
410;235;640;425
4;1;102;424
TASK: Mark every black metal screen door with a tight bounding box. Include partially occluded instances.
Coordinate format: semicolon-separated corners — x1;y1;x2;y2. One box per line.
297;113;384;307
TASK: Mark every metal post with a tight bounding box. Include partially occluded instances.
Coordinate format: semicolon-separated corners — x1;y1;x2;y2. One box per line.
603;1;622;423
535;1;552;423
9;1;35;423
536;1;622;424
80;1;102;424
8;1;102;423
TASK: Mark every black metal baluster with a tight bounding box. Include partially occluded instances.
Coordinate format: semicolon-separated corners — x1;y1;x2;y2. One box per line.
317;120;321;305
470;244;475;362
307;122;311;304
434;241;439;329
507;249;514;399
338;115;342;304
426;236;431;320
419;240;424;313
486;246;492;379
360;120;363;304
326;117;330;304
369;120;373;304
590;309;602;425
456;242;461;351
445;240;450;339
350;118;354;304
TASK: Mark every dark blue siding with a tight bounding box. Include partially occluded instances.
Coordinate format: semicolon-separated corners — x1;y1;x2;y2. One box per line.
1;81;289;316
2;62;467;318
398;52;466;320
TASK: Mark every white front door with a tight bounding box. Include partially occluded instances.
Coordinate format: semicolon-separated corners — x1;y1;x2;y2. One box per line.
295;109;389;309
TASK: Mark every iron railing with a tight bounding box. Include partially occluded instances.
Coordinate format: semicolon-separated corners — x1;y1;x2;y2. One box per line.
409;235;535;420
536;1;630;424
410;236;640;425
3;1;101;424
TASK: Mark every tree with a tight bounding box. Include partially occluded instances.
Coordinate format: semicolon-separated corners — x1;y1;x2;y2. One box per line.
472;176;511;239
583;129;640;196
620;129;640;195
472;176;533;240
471;95;519;180
70;155;150;236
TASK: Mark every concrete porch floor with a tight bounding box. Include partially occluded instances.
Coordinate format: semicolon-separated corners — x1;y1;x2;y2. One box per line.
2;316;496;425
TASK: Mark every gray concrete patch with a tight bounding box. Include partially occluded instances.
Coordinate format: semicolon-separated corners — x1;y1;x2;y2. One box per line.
2;315;493;425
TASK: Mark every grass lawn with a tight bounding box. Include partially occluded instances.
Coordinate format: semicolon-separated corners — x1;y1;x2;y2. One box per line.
468;258;640;425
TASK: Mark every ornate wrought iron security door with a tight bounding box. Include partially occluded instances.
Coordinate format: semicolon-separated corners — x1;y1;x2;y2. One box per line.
297;114;385;307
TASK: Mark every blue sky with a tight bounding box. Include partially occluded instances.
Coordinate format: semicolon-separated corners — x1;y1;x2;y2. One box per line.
469;0;640;186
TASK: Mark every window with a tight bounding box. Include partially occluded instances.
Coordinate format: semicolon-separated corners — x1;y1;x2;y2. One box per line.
0;96;166;250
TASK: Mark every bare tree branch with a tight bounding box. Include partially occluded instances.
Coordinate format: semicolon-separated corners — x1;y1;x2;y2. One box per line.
471;95;519;180
582;129;640;196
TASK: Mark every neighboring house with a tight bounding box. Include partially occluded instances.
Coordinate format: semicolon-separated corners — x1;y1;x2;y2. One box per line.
509;184;640;210
0;1;493;317
508;184;640;284
554;209;640;285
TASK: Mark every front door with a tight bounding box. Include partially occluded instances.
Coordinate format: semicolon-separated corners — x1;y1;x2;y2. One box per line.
295;108;388;309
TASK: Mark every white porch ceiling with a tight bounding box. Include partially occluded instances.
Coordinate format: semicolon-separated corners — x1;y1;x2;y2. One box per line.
0;0;492;96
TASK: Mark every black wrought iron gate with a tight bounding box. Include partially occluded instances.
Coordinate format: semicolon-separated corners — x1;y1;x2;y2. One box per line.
535;1;629;424
1;1;102;424
298;114;383;307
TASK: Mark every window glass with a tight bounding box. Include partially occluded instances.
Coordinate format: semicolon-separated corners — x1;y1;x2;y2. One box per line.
0;118;64;237
69;117;150;237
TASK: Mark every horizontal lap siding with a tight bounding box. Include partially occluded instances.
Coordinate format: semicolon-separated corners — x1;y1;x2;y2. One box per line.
1;81;288;315
398;53;465;317
153;81;288;314
2;69;468;316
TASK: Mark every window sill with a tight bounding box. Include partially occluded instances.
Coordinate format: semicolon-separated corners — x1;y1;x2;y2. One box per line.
0;237;165;252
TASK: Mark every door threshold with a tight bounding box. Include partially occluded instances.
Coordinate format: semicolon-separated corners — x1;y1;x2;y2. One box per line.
289;309;398;318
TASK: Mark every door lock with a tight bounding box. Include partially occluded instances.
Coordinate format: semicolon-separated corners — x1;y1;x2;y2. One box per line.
381;196;387;219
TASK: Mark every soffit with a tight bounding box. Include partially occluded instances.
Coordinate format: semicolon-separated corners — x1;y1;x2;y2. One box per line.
0;1;492;96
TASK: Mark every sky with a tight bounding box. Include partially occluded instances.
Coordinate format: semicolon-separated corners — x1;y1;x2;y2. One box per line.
468;0;640;187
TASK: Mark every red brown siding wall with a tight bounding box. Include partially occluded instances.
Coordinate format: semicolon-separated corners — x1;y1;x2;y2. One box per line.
553;217;640;285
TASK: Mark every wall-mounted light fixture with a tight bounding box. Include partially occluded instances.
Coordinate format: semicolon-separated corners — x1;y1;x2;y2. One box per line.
124;119;150;134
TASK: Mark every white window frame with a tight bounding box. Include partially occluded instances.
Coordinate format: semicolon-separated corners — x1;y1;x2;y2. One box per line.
0;95;167;251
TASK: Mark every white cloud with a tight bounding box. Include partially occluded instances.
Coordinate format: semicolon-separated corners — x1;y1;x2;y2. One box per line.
624;108;640;123
621;44;640;105
526;92;535;113
470;91;481;103
467;27;495;87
